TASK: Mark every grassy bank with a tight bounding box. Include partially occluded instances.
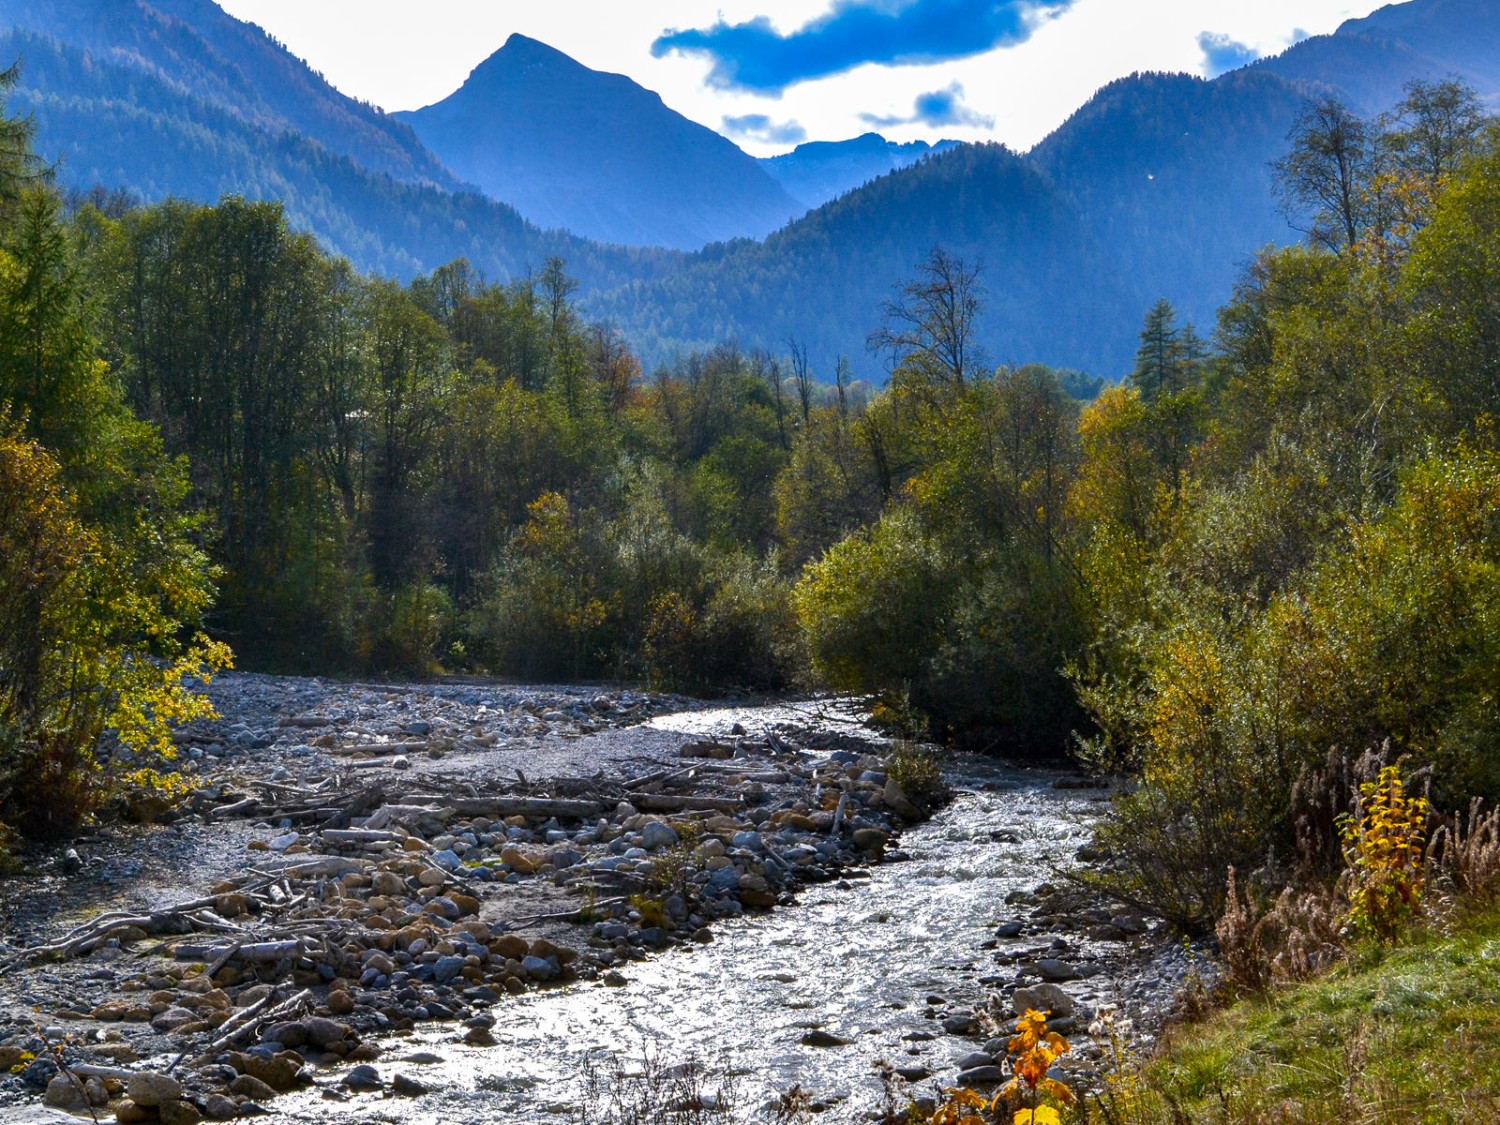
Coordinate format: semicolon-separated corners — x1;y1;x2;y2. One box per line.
1108;911;1500;1125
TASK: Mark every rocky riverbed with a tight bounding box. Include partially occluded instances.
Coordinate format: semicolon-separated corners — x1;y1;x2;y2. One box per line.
0;674;1197;1124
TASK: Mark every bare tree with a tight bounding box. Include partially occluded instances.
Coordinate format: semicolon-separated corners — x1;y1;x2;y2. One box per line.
1274;97;1373;254
787;336;814;423
868;246;985;387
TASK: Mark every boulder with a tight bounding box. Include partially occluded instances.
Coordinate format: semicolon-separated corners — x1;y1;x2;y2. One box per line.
42;1075;87;1110
1013;983;1075;1018
228;1073;279;1101
127;1070;183;1107
520;955;560;982
160;1100;204;1125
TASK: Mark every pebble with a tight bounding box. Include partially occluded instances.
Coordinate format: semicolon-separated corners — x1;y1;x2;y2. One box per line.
1036;958;1080;981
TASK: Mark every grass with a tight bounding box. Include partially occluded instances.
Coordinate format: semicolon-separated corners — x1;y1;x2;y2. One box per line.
1105;910;1500;1125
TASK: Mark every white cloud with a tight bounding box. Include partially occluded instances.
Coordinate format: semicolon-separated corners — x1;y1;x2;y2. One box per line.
217;0;1383;155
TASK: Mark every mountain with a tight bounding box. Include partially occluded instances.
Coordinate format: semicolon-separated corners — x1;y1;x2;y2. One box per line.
1271;0;1500;108
589;144;1133;376
593;0;1500;377
0;0;457;189
0;0;678;290
397;35;802;251
759;133;963;210
2;0;1495;378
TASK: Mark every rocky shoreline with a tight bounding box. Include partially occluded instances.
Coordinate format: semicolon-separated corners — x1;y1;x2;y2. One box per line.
0;673;1199;1124
0;674;944;1123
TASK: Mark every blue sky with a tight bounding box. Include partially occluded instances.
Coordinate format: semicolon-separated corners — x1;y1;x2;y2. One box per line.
218;1;1385;155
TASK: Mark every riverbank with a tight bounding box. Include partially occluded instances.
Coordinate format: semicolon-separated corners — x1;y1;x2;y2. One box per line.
0;674;1190;1123
1105;907;1500;1125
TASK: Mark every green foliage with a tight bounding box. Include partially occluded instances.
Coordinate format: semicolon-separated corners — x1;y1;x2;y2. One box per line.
0;418;227;839
1073;128;1500;926
1107;909;1500;1125
885;743;949;815
0;102;227;840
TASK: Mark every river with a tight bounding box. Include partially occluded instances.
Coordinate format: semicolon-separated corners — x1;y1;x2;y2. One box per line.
263;701;1150;1125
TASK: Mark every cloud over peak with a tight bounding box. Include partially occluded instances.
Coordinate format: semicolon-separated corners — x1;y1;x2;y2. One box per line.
862;82;994;129
653;0;1075;95
1197;31;1260;78
723;113;808;145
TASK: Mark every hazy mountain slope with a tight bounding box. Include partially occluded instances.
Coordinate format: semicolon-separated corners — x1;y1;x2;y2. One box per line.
600;0;1500;377
397;35;801;251
759;133;963;210
1247;0;1500;115
589;144;1130;377
1027;69;1310;338
1332;0;1500;98
0;0;458;189
1;28;678;291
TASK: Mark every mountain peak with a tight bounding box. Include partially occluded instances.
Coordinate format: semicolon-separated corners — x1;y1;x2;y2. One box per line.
458;33;589;91
495;32;575;66
396;32;799;249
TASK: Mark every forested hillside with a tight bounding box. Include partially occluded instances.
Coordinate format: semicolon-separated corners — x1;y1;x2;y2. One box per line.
598;0;1500;376
0;0;456;188
592;143;1131;376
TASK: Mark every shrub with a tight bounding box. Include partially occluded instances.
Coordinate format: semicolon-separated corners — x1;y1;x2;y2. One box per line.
0;426;227;838
886;741;950;814
1340;764;1429;940
370;582;453;676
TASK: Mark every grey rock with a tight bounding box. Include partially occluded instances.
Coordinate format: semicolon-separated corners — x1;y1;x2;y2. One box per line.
151;1005;201;1032
640;822;680;850
956;1065;1007;1084
391;1073;429;1096
1014;983;1075;1017
43;1075;87;1110
303;1016;350;1049
941;1011;979;1035
883;778;920;819
521;954;560;982
127;1070;183;1107
1036;958;1080;981
9;1109;97;1124
800;1029;852;1047
342;1063;383;1091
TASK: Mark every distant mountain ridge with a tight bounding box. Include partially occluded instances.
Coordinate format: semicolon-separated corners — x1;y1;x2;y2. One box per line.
396;34;802;250
0;0;1495;379
758;133;963;210
591;0;1500;376
0;0;681;291
0;0;458;189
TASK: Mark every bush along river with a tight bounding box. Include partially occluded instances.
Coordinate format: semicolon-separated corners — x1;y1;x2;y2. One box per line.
0;674;1198;1124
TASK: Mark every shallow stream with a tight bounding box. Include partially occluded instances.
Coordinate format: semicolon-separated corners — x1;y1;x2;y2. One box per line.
266;703;1120;1124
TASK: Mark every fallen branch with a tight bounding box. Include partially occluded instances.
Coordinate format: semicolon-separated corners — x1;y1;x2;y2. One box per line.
183;986;313;1069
